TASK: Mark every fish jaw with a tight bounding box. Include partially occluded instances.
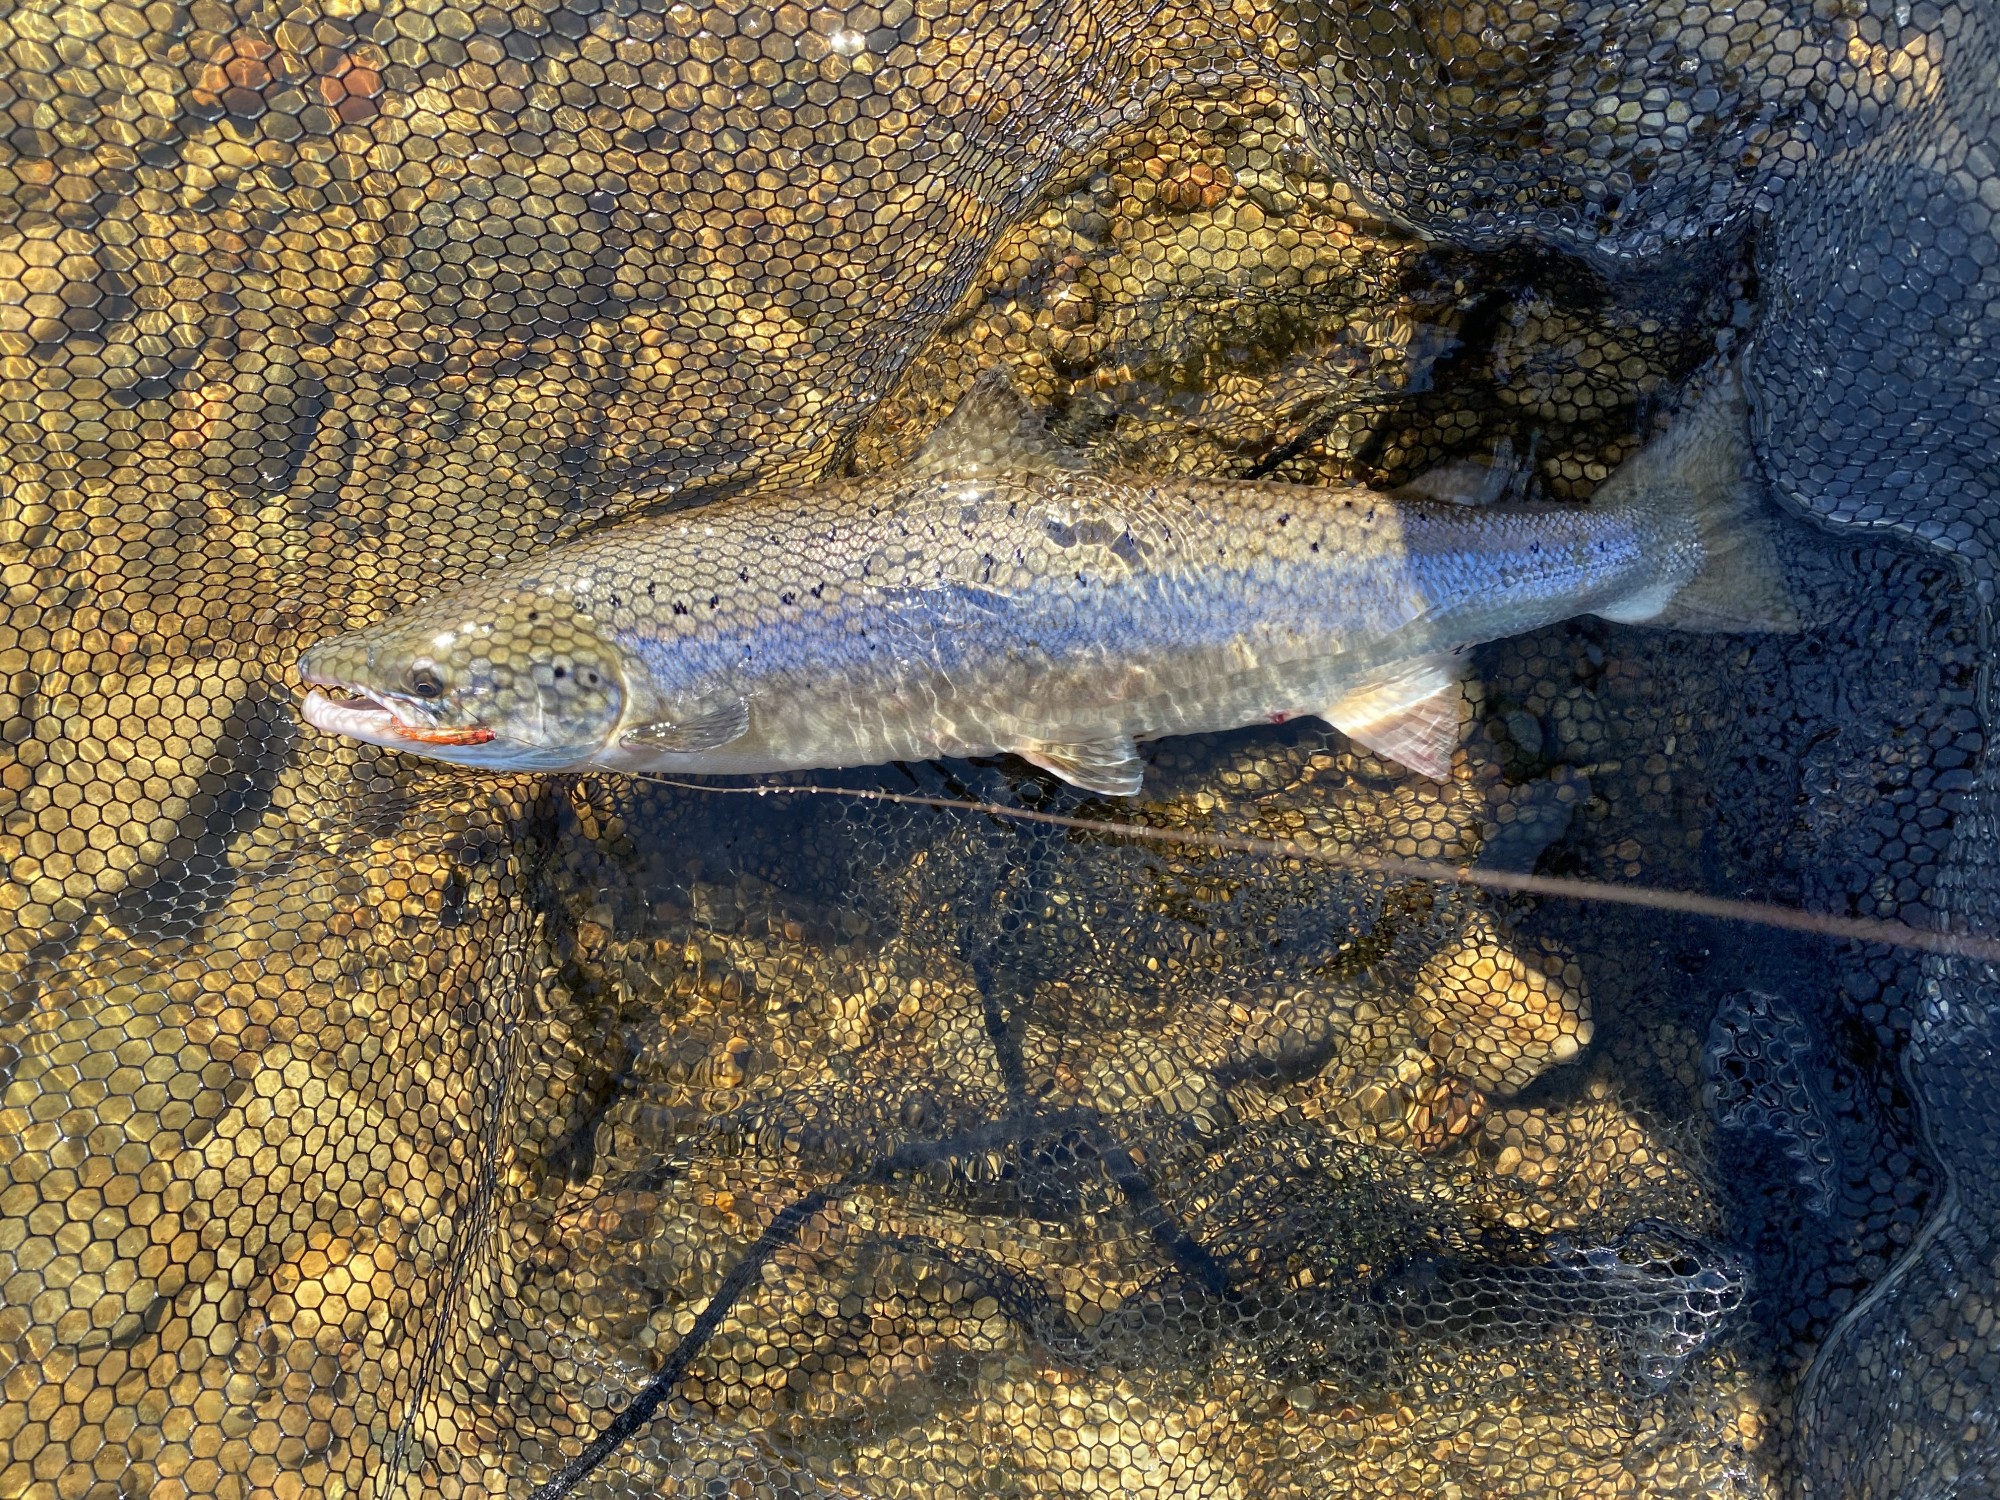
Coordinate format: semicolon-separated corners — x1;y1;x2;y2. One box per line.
296;635;616;771
300;686;497;748
296;633;494;751
296;635;509;761
298;678;584;770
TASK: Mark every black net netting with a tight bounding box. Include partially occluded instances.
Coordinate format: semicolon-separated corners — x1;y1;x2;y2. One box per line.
0;0;1994;1494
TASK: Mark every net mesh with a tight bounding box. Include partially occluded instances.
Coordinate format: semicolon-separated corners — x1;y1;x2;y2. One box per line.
0;0;1994;1493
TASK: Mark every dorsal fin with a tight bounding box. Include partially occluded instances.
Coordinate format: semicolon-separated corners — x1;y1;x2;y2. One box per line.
911;366;1094;477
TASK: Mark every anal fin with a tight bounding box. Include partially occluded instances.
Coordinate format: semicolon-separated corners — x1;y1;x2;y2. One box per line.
1320;658;1464;780
1016;734;1145;797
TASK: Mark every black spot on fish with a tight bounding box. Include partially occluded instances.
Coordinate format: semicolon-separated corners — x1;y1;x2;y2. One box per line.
709;595;720;608
738;569;749;583
810;583;824;598
1047;516;1145;566
1311;541;1321;552
673;602;688;615
781;592;796;605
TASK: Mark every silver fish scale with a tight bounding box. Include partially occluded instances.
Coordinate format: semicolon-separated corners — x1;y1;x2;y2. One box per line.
453;464;1682;776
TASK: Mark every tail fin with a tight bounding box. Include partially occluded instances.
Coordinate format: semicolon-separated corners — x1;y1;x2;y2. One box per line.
1595;367;1799;633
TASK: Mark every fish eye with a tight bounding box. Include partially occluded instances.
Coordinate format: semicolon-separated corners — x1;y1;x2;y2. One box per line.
408;662;445;699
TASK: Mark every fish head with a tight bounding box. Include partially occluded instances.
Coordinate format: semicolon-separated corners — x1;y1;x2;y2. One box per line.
298;590;628;770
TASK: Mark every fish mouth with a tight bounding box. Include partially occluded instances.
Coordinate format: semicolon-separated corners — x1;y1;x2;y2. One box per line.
300;681;496;748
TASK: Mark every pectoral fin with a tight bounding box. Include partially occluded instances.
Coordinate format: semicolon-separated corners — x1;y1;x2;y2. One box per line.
1321;659;1464;779
1016;734;1145;797
619;698;750;753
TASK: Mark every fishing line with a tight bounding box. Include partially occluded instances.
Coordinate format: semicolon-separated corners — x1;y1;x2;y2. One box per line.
634;773;2000;965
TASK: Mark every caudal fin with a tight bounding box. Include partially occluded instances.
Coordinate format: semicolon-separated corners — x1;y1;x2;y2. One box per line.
1595;367;1799;634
